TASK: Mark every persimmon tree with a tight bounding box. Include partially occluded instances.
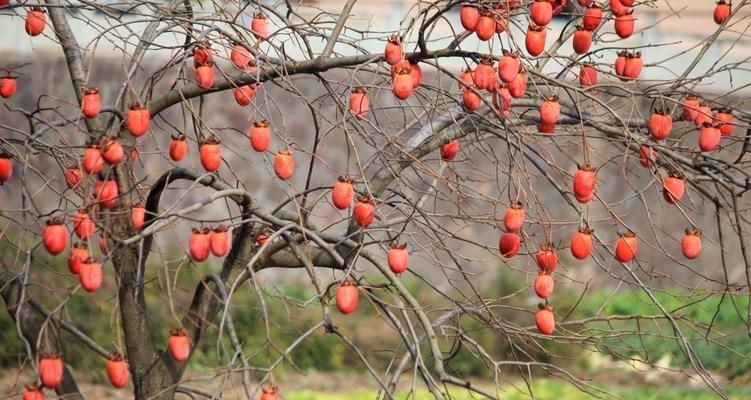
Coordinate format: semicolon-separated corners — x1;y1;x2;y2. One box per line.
1;0;750;399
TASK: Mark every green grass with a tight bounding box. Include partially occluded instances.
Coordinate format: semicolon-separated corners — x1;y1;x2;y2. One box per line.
284;380;751;400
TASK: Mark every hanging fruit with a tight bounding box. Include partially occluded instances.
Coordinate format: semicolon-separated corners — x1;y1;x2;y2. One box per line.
43;219;68;255
127;103;150;137
169;134;188;161
250;120;271;152
332;177;354;210
169;328;191;362
82;87;101;118
354;196;375;227
25;7;46;36
199;137;222;172
106;353;129;388
349;87;369;119
274;149;295;180
387;242;409;274
0;76;17;98
336;280;359;314
384;35;402;66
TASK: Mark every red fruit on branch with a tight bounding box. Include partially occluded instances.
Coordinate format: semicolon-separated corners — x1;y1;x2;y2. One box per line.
508;67;527;98
189;228;211;261
43;219;68;255
648;110;673;140
614;12;635;38
694;103;713;127
698;123;721;152
463;89;482;112
260;386;281;400
579;64;597;86
540;97;560;125
354;196;375;227
531;0;553;26
332;177;354;210
0;152;12;184
349;87;369;119
504;202;525;232
476;10;495;40
336;280;359;314
107;353;129;388
65;166;83;188
536;245;558;272
25;7;46;36
79;258;102;292
73;210;95;240
250;120;271;152
39;354;63;388
169;328;191;362
274;149;295;180
68;243;88;274
663;170;685;204
498;51;520;83
409;62;423;89
459;68;475;91
210;225;230;257
682;94;701;122
387;242;409;274
94;177;118;208
499;231;521;258
682;229;702;259
169;134;188;161
460;4;480;31
127;104;150;137
493;84;512;116
251;12;269;38
392;68;414;100
574;164;596;204
193;42;212;67
534;272;554;299
132;203;146;230
582;3;603;31
535;304;555;334
200;137;222;172
570;228;593;260
610;0;629;16
614;51;627;77
233;85;255;106
0;76;16;98
195;61;215;89
714;0;731;24
83;145;104;174
525;24;547;56
230;42;252;69
623;51;643;79
82;87;101;118
441;139;460;161
101;137;124;165
474;58;495;90
715;108;734;135
615;231;638;262
572;26;592;54
384;35;402;66
23;386;44;400
639;145;659;167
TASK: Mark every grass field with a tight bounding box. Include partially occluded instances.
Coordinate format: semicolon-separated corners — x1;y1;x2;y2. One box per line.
284;381;751;400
